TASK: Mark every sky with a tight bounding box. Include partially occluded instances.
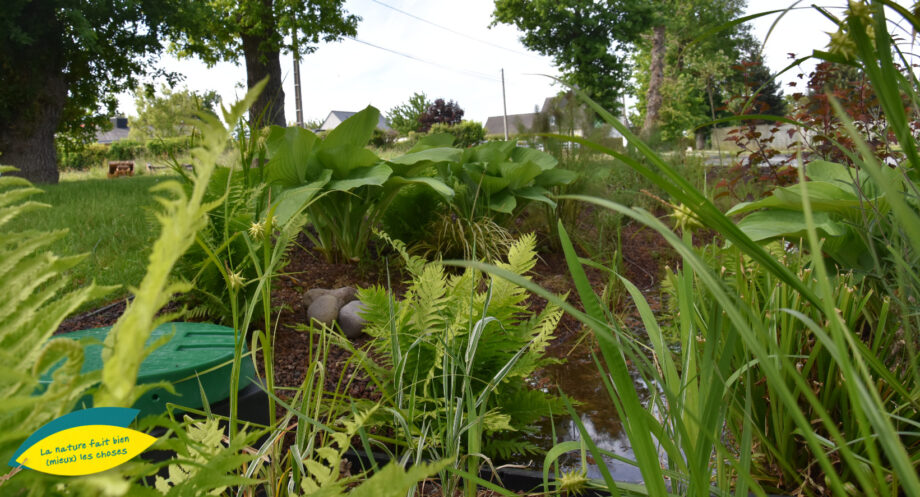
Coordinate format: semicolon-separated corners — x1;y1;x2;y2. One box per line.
114;1;898;125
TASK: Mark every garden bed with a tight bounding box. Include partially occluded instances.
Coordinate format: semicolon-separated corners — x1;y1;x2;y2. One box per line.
55;221;677;477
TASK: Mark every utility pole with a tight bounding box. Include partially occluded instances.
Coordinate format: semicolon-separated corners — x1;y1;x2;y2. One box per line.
501;68;509;141
292;16;304;128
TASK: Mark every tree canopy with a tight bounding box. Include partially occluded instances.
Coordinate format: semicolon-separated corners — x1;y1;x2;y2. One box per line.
167;0;359;128
0;0;196;183
130;86;221;141
630;0;765;142
418;99;464;132
387;92;432;135
491;0;655;112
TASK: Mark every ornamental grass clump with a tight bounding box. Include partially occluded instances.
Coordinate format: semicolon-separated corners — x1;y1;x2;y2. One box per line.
452;2;920;495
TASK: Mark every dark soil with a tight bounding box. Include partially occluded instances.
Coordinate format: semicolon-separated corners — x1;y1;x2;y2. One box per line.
56;222;676;392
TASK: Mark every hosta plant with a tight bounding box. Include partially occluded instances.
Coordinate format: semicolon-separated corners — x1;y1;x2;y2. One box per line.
264;106;454;262
726;158;902;271
411;135;578;225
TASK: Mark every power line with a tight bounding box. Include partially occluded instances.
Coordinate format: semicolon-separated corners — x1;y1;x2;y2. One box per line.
345;36;500;82
368;0;544;61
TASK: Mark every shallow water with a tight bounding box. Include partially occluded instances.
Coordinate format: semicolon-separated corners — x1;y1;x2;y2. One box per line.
522;339;652;483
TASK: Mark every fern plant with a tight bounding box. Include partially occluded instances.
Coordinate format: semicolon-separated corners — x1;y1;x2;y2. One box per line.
0;166;114;492
356;233;563;495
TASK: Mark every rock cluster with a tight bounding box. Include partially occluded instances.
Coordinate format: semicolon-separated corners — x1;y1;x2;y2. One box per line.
302;287;367;338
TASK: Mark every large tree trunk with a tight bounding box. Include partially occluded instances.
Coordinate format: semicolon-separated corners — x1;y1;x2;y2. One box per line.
0;72;66;184
641;25;666;140
242;32;286;129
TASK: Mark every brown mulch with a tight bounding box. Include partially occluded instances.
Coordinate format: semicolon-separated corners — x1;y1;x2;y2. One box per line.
55;221;677;394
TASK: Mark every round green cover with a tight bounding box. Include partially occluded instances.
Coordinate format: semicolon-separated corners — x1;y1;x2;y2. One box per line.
40;322;256;417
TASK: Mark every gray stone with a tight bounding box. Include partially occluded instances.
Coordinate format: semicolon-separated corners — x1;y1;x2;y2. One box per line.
330;286;357;303
307;294;342;327
303;288;331;308
338;300;367;339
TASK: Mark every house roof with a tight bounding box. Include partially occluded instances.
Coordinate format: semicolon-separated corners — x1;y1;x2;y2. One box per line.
96;127;130;144
96;116;130;144
319;110;392;132
484;113;539;136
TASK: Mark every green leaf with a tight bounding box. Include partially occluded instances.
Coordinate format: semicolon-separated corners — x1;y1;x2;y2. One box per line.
349;461;452;497
265;125;317;186
327;164;392;191
727;182;862;215
464;163;510;194
269;170;331;225
466;141;515;166
321;106;380;151
499;161;542;189
386;176;455;199
408;132;455;152
734;210;847;242
535;168;578;187
510;146;557;170
805;160;856;184
488;191;516;213
515;186;556;208
316;146;380;178
387;147;463;166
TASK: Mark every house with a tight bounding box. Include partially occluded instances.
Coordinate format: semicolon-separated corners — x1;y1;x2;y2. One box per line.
96;116;130;144
318;111;392;133
484;96;627;143
484;113;538;137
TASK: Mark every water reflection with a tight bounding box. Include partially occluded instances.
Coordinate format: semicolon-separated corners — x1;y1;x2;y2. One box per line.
521;339;652;483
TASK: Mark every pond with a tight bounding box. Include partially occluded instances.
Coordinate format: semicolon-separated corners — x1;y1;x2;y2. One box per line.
521;337;653;484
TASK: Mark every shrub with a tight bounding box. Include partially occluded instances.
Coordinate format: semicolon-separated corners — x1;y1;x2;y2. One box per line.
107;139;145;160
146;136;194;157
428;121;485;148
57;142;109;170
370;127;399;148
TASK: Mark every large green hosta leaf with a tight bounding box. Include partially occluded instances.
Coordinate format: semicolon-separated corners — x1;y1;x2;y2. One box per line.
321;105;380;151
264;126;317;186
328;164;392;191
728;160;895;270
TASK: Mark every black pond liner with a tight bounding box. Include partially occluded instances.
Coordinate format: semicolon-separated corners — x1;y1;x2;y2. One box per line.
342;449;612;496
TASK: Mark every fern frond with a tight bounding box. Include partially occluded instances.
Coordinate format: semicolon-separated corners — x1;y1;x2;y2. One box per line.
483;437;542;460
409;264;449;334
0;169;113;490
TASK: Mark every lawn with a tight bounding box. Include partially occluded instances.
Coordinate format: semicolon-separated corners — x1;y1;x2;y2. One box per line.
8;173;172;311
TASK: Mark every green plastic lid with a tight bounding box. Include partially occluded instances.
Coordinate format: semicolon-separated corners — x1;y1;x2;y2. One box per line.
41;322;256;417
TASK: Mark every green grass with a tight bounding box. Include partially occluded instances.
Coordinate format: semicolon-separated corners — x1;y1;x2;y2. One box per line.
6;172;174;312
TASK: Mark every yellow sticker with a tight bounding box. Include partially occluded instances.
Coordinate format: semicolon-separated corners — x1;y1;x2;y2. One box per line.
15;424;156;476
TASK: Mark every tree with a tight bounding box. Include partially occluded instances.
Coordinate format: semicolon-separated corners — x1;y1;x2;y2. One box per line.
491;0;655;112
130;86;221;141
0;0;195;183
168;0;359;129
631;0;756;142
387;92;432;135
418;99;464;132
728;53;786;119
